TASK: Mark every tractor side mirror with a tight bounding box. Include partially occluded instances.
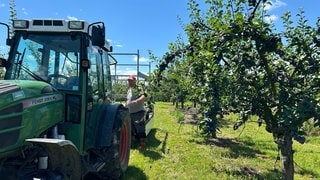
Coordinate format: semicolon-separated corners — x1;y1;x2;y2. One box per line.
91;24;105;47
0;22;12;46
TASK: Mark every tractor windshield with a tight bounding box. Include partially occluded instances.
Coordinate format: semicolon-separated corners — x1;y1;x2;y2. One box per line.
5;32;81;91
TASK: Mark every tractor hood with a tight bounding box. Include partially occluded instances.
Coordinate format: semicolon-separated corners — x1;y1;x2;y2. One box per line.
0;80;64;152
0;80;60;110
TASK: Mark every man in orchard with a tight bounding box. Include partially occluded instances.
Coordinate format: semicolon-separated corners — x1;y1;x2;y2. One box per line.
126;75;147;151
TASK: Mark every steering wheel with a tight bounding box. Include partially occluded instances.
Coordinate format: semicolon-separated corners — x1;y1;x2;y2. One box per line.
48;74;69;88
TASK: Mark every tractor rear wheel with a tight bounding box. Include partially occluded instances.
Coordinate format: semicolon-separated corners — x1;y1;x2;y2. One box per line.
119;108;131;171
96;106;131;179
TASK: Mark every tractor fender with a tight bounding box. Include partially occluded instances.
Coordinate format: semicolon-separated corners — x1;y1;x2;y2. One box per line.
26;138;81;180
96;103;124;147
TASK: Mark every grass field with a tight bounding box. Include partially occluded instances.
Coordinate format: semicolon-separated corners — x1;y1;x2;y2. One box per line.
122;102;320;180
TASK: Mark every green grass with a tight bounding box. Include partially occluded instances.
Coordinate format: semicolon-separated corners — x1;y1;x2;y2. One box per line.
122;102;320;180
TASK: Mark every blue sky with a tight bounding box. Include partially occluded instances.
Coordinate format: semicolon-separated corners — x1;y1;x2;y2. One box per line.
0;0;319;76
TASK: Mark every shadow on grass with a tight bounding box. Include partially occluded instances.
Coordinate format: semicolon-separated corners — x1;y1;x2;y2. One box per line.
191;137;266;159
223;166;267;179
123;129;168;179
121;166;147;180
131;128;166;160
225;161;319;179
294;162;320;179
192;136;319;179
147;128;163;148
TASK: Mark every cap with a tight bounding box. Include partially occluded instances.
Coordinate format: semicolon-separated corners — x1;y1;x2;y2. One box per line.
127;75;136;81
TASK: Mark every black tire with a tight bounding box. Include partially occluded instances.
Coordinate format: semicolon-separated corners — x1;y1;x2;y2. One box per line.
95;106;131;179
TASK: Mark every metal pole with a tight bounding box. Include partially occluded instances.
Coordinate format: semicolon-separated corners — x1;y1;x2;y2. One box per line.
137;49;140;82
109;52;139;56
109;51;142;82
117;63;148;66
115;64;117;83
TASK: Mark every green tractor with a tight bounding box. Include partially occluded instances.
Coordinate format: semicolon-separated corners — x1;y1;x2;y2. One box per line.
0;19;131;179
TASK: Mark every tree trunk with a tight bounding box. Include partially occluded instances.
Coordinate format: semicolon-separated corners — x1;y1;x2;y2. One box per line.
193;101;197;108
181;101;184;109
278;134;294;180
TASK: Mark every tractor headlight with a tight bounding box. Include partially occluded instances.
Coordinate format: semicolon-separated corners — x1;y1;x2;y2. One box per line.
13;20;29;29
69;21;84;30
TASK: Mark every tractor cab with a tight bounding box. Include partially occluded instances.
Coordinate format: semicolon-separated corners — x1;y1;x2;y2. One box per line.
0;19;116;151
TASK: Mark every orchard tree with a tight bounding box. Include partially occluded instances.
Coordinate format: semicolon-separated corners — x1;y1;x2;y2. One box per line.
150;41;191;107
153;0;319;179
164;43;190;109
186;0;320;179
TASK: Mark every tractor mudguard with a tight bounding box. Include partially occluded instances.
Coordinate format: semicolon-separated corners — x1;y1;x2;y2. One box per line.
26;138;81;180
96;103;123;147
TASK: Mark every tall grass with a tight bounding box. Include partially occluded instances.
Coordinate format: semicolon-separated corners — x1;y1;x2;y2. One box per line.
122;102;320;180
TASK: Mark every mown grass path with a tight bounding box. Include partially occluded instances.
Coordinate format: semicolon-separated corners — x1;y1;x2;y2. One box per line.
122;102;320;180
